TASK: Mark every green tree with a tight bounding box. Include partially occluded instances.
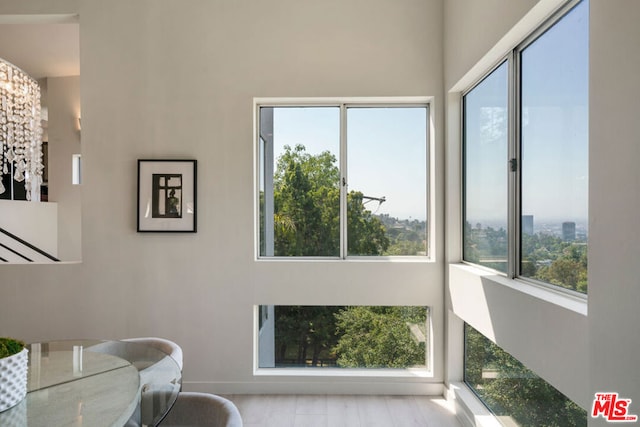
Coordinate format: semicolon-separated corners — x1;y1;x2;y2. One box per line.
379;216;427;255
333;306;426;368
463;221;481;264
274;306;341;366
465;325;586;427
273;144;340;256
523;232;588;293
271;145;391;366
271;144;389;256
347;191;390;255
536;244;588;293
465;224;588;293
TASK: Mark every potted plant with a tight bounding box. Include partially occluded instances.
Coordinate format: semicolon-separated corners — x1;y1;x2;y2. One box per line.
0;338;28;412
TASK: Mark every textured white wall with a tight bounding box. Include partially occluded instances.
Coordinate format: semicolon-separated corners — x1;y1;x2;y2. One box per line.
0;0;445;394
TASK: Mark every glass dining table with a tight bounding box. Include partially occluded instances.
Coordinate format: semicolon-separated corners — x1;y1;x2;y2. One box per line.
0;339;182;427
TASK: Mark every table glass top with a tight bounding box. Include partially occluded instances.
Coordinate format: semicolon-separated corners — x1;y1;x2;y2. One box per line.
0;339;182;427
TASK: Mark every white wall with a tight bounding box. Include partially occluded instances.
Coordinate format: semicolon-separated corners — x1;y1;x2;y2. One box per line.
0;0;77;17
47;76;81;261
444;0;540;89
589;1;640;425
0;0;445;394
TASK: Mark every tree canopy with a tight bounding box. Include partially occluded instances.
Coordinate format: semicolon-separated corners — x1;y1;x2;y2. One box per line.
274;306;427;369
465;325;587;426
334;306;426;368
464;222;587;293
271;144;389;256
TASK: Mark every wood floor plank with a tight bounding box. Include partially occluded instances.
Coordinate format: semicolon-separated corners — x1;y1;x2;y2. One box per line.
327;395;361;427
296;394;328;415
356;395;396;427
225;394;462;427
264;412;295;427
385;395;429;427
293;414;328;427
230;394;273;425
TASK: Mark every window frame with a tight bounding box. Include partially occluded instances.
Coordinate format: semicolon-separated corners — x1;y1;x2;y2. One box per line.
256;305;432;372
461;0;588;298
461;58;511;275
254;97;432;261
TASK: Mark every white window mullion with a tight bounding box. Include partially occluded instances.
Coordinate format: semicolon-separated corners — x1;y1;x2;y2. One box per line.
508;52;519;279
260;107;275;257
339;104;348;259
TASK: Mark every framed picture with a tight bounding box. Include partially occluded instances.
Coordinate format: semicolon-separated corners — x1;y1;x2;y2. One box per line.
137;159;197;232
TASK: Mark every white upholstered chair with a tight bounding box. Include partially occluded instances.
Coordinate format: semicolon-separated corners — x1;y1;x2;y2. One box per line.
122;337;183;371
159;392;243;427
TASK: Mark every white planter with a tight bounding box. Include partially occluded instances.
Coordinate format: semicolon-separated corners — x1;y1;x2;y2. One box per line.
0;348;28;412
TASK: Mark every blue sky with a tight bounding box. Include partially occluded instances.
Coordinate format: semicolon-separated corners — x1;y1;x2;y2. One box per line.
267;1;588;228
465;0;588;227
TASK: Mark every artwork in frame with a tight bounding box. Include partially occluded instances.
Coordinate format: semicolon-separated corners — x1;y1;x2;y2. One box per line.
137;159;197;232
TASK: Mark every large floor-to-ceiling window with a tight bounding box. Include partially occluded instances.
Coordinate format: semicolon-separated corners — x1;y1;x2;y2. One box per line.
458;0;589;423
256;98;434;372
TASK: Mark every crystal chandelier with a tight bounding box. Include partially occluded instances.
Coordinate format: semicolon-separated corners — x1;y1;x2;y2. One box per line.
0;57;43;201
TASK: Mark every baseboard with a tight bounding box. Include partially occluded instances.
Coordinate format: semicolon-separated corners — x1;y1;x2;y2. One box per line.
183;380;445;396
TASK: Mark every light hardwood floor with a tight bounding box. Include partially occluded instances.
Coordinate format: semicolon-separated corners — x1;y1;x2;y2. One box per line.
222;394;463;427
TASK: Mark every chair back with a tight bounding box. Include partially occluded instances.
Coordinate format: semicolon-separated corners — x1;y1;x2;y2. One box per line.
123;337;183;371
159;392;243;427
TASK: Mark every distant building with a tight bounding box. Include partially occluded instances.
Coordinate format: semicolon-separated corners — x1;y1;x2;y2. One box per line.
522;215;534;235
562;222;576;241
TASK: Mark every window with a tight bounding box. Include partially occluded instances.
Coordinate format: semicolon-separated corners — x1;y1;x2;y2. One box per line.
258;305;430;370
463;62;509;273
463;0;588;294
519;0;588;292
72;154;82;185
257;100;429;258
464;323;586;426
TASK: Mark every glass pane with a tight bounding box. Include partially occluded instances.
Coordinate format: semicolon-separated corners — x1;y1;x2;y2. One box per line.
463;62;509;272
520;1;588;293
464;324;587;426
259;107;340;257
347;107;428;256
259;305;429;369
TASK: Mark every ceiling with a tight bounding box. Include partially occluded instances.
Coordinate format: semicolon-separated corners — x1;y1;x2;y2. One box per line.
0;23;79;79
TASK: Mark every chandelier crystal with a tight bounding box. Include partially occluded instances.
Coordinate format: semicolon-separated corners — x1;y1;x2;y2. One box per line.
0;57;43;201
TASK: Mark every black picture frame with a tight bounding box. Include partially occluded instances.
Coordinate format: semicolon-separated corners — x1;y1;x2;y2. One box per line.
137;159;197;232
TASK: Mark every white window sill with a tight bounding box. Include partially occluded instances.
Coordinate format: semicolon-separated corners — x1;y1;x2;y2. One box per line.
255;256;435;263
450;263;587;316
254;367;432;378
